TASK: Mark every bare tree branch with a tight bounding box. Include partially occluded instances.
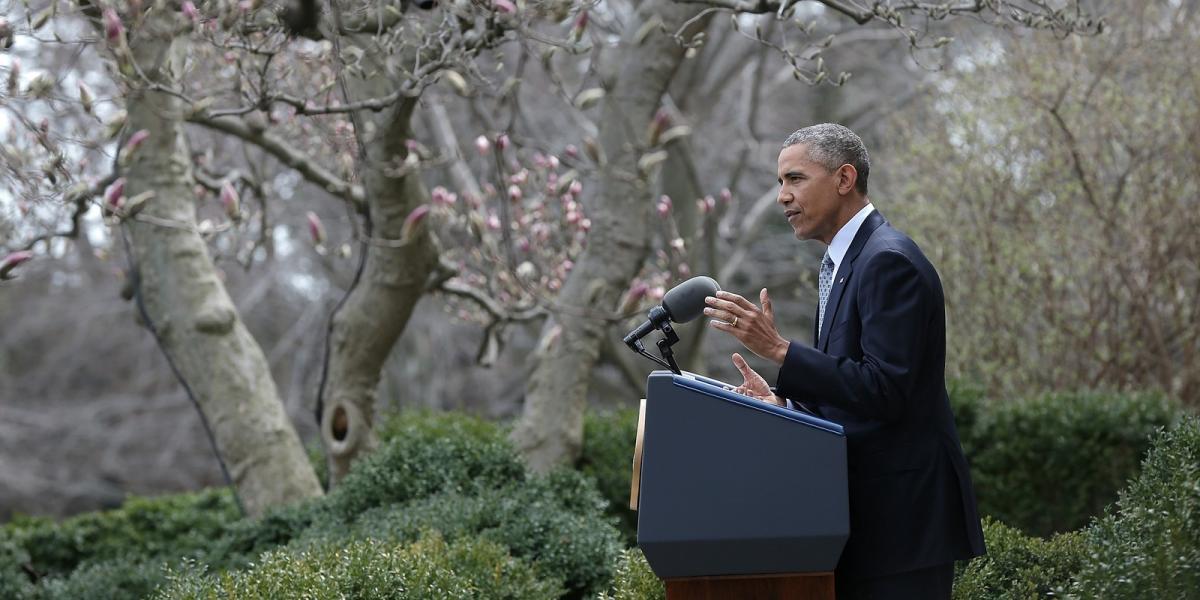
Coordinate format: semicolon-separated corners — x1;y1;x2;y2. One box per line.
187;113;366;208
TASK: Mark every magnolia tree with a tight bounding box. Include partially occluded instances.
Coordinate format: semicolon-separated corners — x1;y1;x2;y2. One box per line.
1;0;1103;499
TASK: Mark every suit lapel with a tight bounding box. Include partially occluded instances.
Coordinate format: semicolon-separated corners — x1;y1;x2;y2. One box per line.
818;210;887;351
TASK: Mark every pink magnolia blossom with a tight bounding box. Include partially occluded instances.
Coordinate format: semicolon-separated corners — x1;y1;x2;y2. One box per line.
720;188;733;203
579;218;591;232
492;0;516;15
431;186;455;206
102;9;123;44
496;134;510;151
220;182;240;218
306;211;326;245
474;135;490;155
486;214;501;230
623;281;649;312
507;185;523;201
104;178;126;211
401;204;430;242
182;1;199;23
568;180;583;195
122;129;150;158
0;251;34;280
656;195;672;218
564;144;579;159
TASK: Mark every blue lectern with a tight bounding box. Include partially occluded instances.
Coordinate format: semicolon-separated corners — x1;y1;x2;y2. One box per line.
631;371;849;597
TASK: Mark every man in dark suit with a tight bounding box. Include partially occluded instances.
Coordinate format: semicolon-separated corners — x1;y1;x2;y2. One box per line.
703;123;985;598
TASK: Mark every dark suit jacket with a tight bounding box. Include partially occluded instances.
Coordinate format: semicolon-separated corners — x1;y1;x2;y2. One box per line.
774;209;986;578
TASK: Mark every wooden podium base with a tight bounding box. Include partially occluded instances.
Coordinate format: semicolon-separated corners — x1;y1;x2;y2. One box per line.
665;572;834;600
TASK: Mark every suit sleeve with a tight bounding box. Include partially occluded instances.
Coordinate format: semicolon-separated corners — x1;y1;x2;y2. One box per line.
775;249;933;422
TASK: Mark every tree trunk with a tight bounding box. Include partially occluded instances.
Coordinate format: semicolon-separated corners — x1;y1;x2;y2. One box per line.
123;23;322;516
511;0;713;472
319;39;439;485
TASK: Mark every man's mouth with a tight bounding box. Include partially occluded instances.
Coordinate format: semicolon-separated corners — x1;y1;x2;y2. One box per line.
784;209;800;220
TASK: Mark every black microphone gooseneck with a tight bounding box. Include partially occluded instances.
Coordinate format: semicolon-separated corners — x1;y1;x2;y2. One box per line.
622;276;720;374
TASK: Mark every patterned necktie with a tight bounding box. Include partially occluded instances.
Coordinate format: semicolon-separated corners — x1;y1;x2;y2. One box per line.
818;252;834;333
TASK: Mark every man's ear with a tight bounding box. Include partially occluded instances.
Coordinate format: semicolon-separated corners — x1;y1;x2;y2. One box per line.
836;164;858;195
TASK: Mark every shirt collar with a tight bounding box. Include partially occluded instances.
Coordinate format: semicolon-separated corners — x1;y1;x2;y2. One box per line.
826;203;875;273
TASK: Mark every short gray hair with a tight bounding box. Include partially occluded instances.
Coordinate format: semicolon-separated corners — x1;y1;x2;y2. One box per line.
782;123;870;195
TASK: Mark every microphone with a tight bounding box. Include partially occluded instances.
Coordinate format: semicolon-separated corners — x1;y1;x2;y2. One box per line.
622;276;721;347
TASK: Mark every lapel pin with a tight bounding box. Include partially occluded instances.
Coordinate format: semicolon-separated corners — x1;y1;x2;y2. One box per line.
839;277;845;284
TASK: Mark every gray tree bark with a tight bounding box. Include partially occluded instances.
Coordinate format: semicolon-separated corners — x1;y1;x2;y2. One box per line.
511;0;713;472
319;38;439;485
122;20;322;516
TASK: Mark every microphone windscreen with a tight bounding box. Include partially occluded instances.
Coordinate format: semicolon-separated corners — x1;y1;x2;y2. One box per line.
662;276;721;323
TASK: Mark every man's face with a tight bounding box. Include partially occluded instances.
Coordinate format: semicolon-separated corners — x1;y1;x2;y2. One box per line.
776;143;849;244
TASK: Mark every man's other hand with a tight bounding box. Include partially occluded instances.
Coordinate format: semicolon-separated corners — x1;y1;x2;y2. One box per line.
731;353;783;406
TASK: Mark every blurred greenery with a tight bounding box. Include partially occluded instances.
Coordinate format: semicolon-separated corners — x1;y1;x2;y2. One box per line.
955;389;1179;536
885;0;1200;406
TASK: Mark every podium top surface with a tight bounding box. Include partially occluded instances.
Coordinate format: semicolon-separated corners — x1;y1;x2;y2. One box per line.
655;371;844;436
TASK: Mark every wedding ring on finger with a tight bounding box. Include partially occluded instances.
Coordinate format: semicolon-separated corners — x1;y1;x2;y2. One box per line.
731;315;738;327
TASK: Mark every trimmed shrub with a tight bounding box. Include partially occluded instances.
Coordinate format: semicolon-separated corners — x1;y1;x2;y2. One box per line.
578;408;640;544
326;411;525;519
952;518;1084;600
155;532;561;600
1070;418;1200;599
1;488;239;578
299;469;623;597
199;498;326;572
36;556;170;600
205;411;525;571
598;548;664;600
959;390;1177;536
0;538;34;599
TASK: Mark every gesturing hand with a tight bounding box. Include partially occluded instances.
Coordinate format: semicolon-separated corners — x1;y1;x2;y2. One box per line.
731;353;782;407
705;288;790;365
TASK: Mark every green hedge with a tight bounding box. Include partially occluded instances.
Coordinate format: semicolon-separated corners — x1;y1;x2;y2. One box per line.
203;411;526;571
0;488;239;580
952;518;1084;600
578;408;640;543
1070;417;1200;599
298;470;622;596
155;532;559;599
1;411;621;600
35;557;173;600
955;389;1178;536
